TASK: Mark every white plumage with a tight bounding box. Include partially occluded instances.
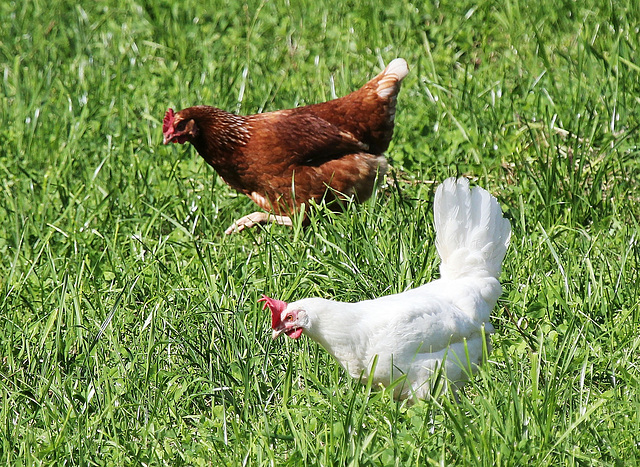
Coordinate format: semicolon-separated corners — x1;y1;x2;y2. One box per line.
262;177;511;400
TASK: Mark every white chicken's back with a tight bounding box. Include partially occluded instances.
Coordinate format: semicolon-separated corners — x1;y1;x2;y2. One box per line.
263;177;511;401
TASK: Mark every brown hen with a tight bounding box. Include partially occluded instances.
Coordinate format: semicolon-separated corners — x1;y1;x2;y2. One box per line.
163;58;408;234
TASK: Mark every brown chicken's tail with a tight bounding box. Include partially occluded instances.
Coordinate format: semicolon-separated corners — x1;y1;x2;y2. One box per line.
375;58;409;100
373;58;408;129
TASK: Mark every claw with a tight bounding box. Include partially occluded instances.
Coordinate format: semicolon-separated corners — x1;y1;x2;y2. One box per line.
224;212;293;234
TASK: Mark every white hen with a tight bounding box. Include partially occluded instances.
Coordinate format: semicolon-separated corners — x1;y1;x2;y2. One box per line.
261;177;511;400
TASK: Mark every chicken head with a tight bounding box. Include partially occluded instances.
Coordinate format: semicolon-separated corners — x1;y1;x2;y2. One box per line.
163;108;199;144
259;295;304;340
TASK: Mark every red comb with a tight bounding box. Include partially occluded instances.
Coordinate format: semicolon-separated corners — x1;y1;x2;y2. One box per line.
163;108;175;134
259;295;288;329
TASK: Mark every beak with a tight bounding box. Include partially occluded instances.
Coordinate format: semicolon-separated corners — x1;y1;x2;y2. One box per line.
163;133;173;145
272;328;284;339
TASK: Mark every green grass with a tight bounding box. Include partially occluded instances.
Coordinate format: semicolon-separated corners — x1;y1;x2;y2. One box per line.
2;0;640;464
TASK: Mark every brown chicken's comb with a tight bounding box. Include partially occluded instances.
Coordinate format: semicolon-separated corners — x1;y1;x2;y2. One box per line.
259;295;288;328
163;108;175;134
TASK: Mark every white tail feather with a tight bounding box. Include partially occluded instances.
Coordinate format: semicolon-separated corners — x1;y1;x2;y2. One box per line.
434;177;511;280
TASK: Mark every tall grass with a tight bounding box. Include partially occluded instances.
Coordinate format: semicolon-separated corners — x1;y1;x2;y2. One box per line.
1;0;639;464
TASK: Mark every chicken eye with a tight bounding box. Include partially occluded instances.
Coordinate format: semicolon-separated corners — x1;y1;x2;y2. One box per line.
284;314;294;322
175;120;187;132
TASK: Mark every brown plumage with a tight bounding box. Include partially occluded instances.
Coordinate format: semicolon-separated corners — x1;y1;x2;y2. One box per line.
163;58;408;233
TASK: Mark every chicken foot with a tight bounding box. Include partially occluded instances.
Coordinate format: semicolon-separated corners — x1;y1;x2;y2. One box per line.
225;212;293;234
